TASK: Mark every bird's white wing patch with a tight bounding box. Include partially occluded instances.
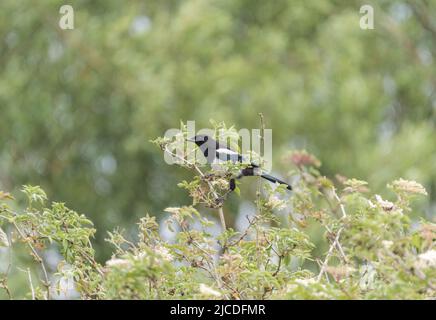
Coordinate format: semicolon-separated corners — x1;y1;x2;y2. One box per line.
216;148;240;163
216;148;239;155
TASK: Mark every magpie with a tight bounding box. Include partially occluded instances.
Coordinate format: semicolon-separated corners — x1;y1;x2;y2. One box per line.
187;135;292;191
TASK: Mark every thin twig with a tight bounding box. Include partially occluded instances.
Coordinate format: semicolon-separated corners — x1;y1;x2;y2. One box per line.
179;222;233;298
317;187;348;282
256;113;265;209
0;278;12;299
227;216;257;247
332;187;347;218
317;227;344;282
272;255;283;277
255;113;265;268
12;221;50;299
385;250;436;291
26;268;35;300
165;147;227;231
325;225;348;263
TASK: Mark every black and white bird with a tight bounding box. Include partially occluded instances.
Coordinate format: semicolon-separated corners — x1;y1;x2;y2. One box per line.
187;135;292;191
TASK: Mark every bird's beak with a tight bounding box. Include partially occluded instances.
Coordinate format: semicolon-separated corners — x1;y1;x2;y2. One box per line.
187;137;195;142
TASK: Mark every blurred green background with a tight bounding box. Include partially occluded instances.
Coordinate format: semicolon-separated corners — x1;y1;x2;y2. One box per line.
1;0;435;268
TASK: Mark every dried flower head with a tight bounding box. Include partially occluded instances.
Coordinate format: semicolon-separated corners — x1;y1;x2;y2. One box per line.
155;245;173;262
294;278;316;286
375;194;395;211
265;195;287;211
222;253;243;265
343;179;369;193
288;150;321;168
415;250;436;269
388;179;427;196
381;240;394;249
211;178;230;191
419;223;436;247
199;283;222;297
106;258;132;269
164;207;182;215
325;265;355;281
0;191;14;200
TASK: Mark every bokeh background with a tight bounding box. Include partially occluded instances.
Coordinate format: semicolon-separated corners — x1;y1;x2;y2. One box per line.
0;0;435;295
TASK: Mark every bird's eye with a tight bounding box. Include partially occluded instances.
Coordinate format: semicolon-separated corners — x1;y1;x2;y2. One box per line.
203;136;208;141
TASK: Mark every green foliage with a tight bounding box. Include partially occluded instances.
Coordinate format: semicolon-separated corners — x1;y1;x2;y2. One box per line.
1;0;435;261
0;0;435;299
1;140;434;299
0;185;103;299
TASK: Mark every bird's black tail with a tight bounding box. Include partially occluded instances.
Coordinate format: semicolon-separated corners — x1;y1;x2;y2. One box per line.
261;173;292;190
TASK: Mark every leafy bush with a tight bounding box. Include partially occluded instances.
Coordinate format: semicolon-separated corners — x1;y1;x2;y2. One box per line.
0;125;434;299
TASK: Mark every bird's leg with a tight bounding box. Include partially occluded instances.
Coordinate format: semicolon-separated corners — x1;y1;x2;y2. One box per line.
229;178;236;191
227;166;253;192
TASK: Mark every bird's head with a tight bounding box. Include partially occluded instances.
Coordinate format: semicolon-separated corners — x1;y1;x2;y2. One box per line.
187;134;210;146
